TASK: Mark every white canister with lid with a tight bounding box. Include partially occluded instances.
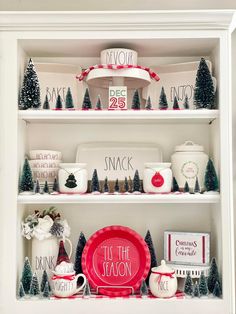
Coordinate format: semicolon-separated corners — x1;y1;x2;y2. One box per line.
143;162;172;193
171;141;208;191
58;163;88;194
149;260;178;298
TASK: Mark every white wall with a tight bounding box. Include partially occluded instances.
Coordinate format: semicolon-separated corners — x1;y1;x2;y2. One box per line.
0;0;236;11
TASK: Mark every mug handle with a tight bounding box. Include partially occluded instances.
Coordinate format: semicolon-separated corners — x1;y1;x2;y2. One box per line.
64;238;73;259
75;274;87;293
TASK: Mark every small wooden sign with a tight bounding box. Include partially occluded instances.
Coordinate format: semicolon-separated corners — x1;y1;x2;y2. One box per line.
108;86;127;110
164;231;210;265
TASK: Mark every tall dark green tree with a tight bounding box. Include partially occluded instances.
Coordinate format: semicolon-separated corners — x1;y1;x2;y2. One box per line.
55;94;63;110
19;58;41;110
184;272;193;296
194;58;215;109
82;88;92;110
96;95;102;110
144;230;157;284
43;94;50;109
132;89;141;109
207;257;220;293
20;159;34;192
124;177;129;193
145;96;152;110
114;179;120;193
103;177;109;193
194;177;200;193
132;170;141;193
91;169;100;193
199;271;208;296
172;177;179;192
173;96;180;110
29;273;40;296
183;95;189;109
21;257;33;294
74;232;87;275
184;181;190;193
65;87;74;109
159;87;168;109
43;181;49;193
204;159;219;192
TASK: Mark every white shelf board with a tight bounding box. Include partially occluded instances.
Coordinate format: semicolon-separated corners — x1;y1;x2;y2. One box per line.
17;193;220;204
18;109;219;124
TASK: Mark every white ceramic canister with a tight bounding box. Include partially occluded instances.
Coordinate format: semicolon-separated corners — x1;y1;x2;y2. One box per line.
149;260;178;298
143;162;172;193
58;163;88;194
171;141;208;191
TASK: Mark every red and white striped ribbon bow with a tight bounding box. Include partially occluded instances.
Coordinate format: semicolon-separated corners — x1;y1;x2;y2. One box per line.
76;64;160;82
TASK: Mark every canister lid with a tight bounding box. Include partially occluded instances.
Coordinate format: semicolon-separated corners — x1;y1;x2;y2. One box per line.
151;260;175;274
175;141;204;152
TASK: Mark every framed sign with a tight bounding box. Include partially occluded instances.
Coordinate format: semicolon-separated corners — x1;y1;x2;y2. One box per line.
76;142;162;180
164;231;210;266
82;225;150;296
108;86;127;110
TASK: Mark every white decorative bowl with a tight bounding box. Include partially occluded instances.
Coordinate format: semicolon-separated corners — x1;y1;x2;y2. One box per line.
31;167;59;183
29;150;62;160
29;159;62;169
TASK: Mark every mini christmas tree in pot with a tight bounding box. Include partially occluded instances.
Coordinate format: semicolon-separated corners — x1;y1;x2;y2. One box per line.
19;158;34;195
19;58;41;110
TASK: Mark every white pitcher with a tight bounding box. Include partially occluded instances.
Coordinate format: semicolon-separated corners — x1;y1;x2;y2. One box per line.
31;237;72;278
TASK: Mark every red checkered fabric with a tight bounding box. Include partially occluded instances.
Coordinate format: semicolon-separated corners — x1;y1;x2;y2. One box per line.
56;240;70;265
50;290;185;300
76;64;160;82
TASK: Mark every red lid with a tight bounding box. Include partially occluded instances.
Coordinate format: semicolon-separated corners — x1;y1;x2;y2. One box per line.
82;225;150;297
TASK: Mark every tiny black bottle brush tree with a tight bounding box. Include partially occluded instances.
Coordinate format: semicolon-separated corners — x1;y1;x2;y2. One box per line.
207;257;221;293
184;181;190;193
213;281;221;297
83;281;91;297
144;230;157;284
96;95;102;110
20;159;34;192
43;282;50;298
204;159;219;191
18;282;26;298
199;271;208;296
145;96;152;110
74;232;87;275
114;179;120;193
35;179;41;194
194;177;200;193
65;87;74;109
82;88;92;110
193;282;200;297
159;87;168;110
52;178;59;192
184;272;193;296
55;94;63;110
194;57;215;109
132;89;141;110
29;273;40;296
173;96;180;110
91;169;100;193
124;177;129;193
43;181;49;193
19;58;41;110
172;177;179;192
132;170;141;192
183;95;189;109
103;177;109;193
40;270;51;293
43;95;50;109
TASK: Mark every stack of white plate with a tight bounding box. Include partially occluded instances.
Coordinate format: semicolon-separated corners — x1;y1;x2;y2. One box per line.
29;150;62;188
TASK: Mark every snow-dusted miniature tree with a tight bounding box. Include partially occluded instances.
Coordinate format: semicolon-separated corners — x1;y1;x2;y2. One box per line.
204;159;219;192
159;87;168;109
29;273;40;296
42;281;50;298
19;58;41;110
65;87;74;109
213;281;221;298
145;96;152;110
91;169;100;193
132;89;141;109
184;272;193;296
193;282;200;297
18;281;26;298
40;270;51;293
21;257;33;294
20;158;34;193
82;88;92;110
207;257;220;293
199;271;208;296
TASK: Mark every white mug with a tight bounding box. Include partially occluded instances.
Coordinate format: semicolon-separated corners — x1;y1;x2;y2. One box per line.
51;272;86;298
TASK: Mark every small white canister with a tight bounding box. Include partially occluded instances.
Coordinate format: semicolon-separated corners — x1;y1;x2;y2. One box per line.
149;260;178;298
171;141;208;191
143;163;172;193
58;163;88;194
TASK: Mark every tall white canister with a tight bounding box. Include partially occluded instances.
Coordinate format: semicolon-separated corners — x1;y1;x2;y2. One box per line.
171;141;208;191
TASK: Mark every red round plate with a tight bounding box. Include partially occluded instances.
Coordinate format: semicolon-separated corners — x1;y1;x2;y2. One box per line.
82;225;150;297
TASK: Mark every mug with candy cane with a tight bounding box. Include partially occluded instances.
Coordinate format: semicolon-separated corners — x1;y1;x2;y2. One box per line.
149;260;177;298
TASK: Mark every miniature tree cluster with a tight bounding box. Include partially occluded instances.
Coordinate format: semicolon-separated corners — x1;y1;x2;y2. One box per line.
19;257;51;299
91;169;142;194
184;258;222;298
